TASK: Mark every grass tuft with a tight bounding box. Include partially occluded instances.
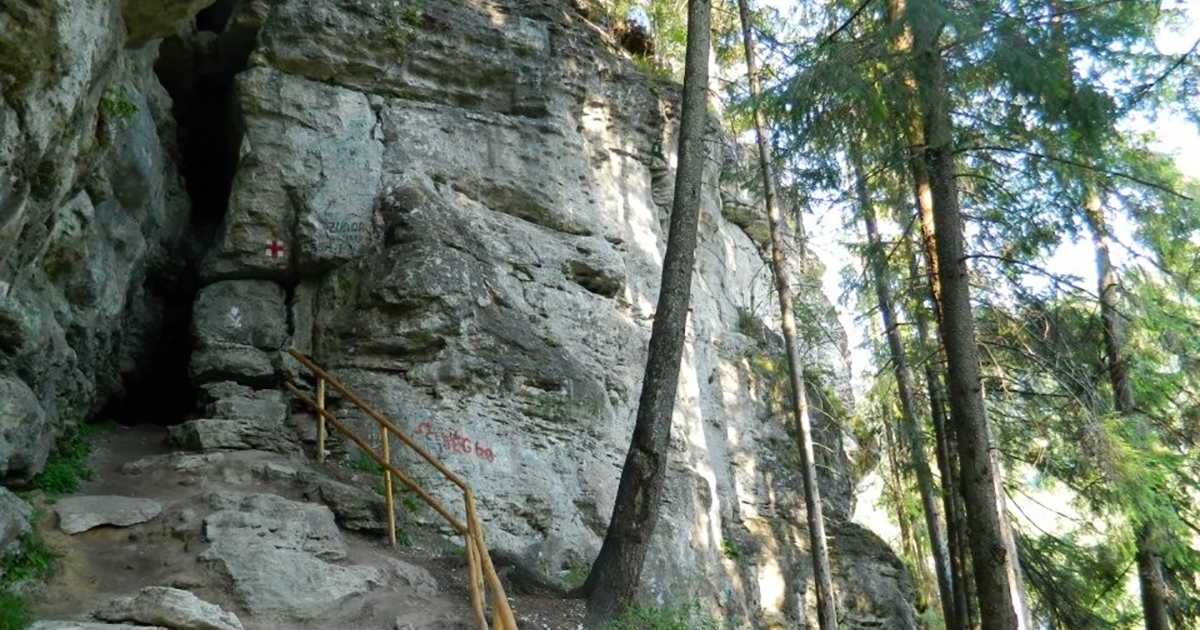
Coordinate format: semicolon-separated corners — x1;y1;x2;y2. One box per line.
601;601;720;630
30;421;112;497
0;535;56;586
0;591;32;630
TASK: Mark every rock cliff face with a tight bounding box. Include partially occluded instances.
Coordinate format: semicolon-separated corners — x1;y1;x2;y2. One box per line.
0;0;916;627
0;1;198;480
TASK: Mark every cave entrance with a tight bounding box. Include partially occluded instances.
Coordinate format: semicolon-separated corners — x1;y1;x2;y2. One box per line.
99;5;255;426
97;274;197;425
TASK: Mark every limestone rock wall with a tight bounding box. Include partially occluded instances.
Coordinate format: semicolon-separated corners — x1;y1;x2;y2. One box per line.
182;0;916;627
0;1;199;481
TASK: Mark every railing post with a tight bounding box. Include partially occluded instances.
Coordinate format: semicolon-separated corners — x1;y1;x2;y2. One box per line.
382;426;396;548
316;377;327;462
466;534;488;630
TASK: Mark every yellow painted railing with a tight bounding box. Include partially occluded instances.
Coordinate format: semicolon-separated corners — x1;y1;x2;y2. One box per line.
284;349;519;630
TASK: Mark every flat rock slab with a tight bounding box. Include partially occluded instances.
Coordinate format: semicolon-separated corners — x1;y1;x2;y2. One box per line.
168;418;290;453
94;586;244;630
200;540;383;620
202;491;345;560
56;496;163;534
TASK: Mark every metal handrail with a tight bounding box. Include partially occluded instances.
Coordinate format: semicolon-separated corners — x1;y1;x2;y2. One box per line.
284;349;519;630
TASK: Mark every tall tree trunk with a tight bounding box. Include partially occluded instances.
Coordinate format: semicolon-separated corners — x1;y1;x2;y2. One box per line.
736;1;838;626
853;146;958;630
1082;193;1172;630
907;2;1032;628
884;0;942;318
908;252;977;630
580;0;711;624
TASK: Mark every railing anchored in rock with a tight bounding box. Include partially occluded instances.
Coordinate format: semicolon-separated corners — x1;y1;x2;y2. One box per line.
284;349;520;630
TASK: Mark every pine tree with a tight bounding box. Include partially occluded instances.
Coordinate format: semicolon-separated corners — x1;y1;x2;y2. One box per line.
580;0;712;623
735;0;838;625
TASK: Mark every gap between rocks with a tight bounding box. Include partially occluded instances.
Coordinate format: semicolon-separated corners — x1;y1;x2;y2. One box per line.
99;5;254;426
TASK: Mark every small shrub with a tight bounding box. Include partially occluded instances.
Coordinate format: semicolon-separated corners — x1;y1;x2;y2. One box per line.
98;86;137;122
602;601;719;630
384;0;424;49
0;591;32;630
556;558;590;589
720;538;740;560
733;307;764;346
632;56;674;82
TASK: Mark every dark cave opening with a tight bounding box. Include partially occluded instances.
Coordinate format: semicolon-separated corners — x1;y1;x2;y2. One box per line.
99;11;255;426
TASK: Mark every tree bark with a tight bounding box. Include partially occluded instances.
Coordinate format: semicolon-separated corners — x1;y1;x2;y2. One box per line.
1082;194;1172;630
907;2;1032;627
580;0;711;624
736;1;838;626
853;146;958;630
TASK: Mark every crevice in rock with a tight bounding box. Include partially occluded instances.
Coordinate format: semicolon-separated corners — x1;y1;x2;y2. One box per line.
100;14;258;426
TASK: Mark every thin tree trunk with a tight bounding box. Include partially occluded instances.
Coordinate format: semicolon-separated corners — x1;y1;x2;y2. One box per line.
736;1;837;626
907;2;1031;627
580;0;711;624
1082;193;1172;630
853;146;958;630
884;409;928;593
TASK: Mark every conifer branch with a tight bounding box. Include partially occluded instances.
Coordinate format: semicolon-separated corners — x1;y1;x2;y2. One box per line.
820;0;876;48
956;145;1194;200
1126;35;1200;110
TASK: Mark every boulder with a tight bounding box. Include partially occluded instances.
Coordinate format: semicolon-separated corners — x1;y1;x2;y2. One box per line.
197;491;383;619
191;280;287;350
0;376;52;482
188;344;277;386
56;495;163;534
295;471;388;534
189;280;288;385
93;586;244;630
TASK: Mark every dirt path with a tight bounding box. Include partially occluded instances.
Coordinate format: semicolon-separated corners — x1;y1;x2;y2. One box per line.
27;423;585;630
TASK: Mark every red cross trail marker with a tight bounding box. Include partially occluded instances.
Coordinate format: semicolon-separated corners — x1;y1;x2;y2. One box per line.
265;239;284;259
